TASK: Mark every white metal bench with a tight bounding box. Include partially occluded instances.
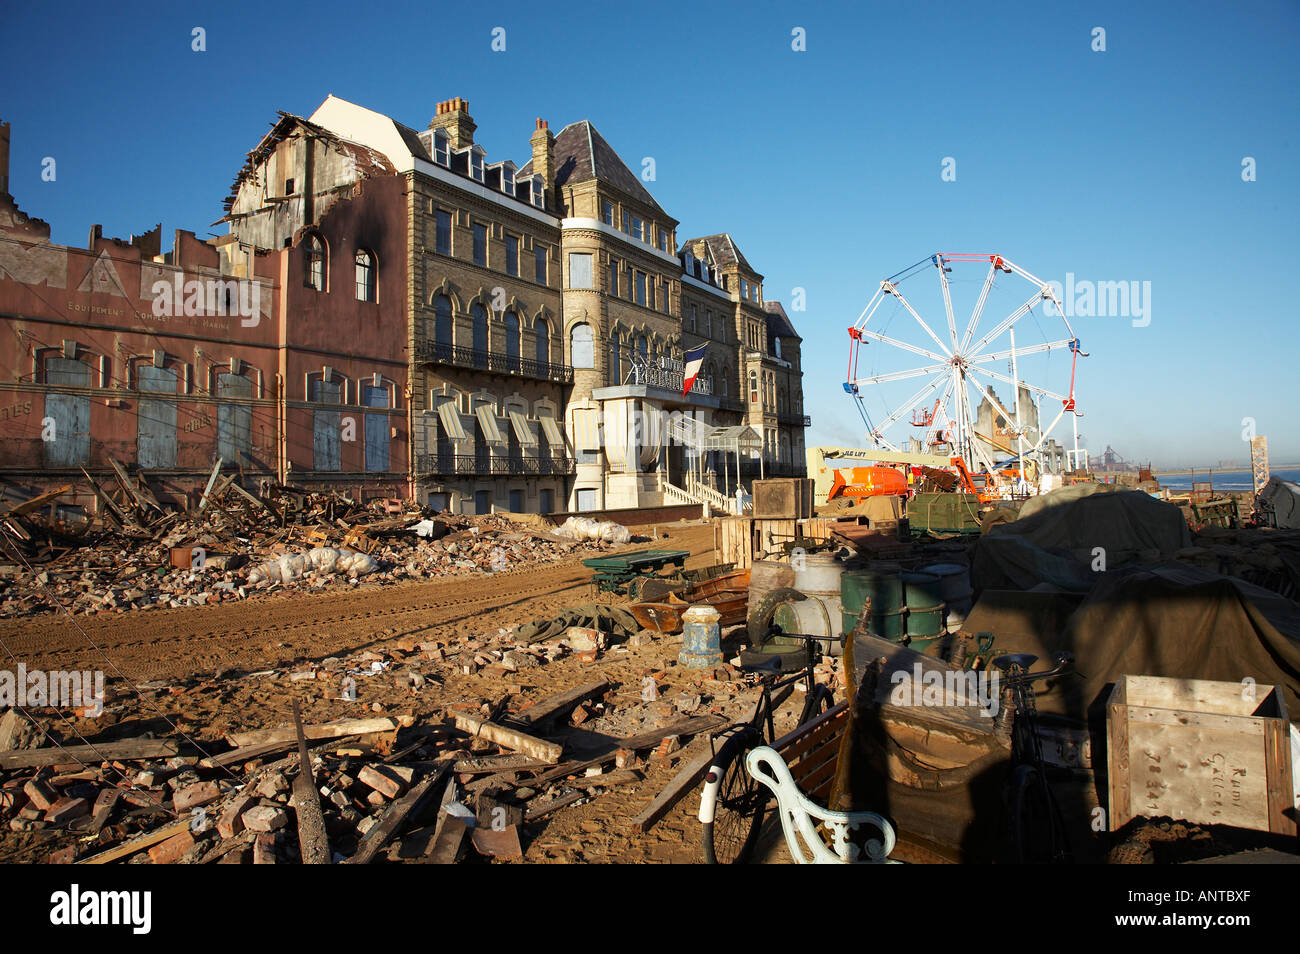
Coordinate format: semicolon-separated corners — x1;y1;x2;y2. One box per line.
745;745;899;864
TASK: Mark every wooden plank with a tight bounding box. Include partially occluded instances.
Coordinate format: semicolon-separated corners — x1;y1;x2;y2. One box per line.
628;743;716;834
4;484;73;517
773;701;848;752
77;818;190;864
453;713;562;763
528;754;615;788
0;738;178;770
290;700;330;865
197;458;223;513
343;764;450;865
453;753;550;776
426;816;469;864
524;789;584;822
511;679;610;729
226;717;396;748
775;710;849;764
616;714;728;753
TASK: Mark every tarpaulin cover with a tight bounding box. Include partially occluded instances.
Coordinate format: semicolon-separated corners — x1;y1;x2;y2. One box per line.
972;490;1192;592
1260;476;1300;530
964;565;1300;721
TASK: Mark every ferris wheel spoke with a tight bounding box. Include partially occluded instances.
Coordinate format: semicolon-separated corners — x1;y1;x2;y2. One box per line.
938;259;960;352
850;362;951;386
970;339;1073;365
872;375;947;439
964;291;1047;359
968;365;1067;402
957;261;997;355
853;329;950;364
886;283;953;358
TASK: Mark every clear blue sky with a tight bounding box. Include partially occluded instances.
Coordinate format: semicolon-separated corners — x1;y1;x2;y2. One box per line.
3;0;1296;468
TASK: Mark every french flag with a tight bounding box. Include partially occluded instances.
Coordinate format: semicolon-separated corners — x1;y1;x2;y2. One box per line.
682;343;707;395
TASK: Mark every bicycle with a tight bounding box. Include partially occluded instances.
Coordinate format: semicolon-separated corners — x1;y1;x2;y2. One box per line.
698;627;837;864
991;651;1075;864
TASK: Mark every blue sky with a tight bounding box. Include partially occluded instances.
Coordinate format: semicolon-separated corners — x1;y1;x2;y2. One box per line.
3;0;1296;468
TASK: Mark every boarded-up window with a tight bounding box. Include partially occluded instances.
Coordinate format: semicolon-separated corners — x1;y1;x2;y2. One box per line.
504;312;519;371
363;384;389;473
310;378;341;471
570;323;593;369
471;304;488;367
535;318;549;369
568;252;593;289
137;365;177;469
434;295;453;352
43;357;91;467
216;372;253;465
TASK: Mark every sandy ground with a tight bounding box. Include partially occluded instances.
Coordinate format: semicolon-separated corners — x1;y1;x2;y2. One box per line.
0;520;810;864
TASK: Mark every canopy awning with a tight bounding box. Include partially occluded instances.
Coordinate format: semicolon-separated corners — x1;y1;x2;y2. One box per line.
509;411;538;446
474;404;504;444
435;400;466;440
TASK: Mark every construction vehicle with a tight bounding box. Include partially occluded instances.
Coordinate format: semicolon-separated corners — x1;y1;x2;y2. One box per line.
826;465;909;501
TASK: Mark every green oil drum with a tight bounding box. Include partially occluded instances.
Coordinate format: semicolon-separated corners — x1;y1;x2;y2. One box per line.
842;609;905;641
902;571;944;648
841;566;904;615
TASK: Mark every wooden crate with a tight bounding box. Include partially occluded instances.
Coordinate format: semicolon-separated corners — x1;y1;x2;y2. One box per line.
751;478;813;519
1107;675;1295;836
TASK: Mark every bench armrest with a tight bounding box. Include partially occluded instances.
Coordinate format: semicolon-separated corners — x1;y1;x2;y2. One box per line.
745;746;898;864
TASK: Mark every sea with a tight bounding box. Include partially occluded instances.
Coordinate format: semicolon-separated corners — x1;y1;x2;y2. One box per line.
1151;467;1300;492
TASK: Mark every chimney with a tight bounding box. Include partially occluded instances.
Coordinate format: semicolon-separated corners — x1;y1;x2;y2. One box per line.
0;120;9;195
529;118;554;212
428;97;476;150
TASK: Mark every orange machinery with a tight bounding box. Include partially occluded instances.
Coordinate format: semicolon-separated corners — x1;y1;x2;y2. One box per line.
827;466;909;501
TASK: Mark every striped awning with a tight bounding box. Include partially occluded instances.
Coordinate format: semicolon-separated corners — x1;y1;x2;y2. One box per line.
474;404;505;444
538;415;564;447
572;409;600;450
509;411;537;446
435;400;466;440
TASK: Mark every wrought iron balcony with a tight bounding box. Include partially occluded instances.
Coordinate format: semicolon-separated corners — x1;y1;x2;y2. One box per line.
414;340;573;384
416;453;576;477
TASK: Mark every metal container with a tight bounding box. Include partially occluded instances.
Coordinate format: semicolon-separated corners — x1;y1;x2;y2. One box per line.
840;566;904;615
842;608;905;641
921;562;973;634
901;571;944;649
773;594;845;656
679;604;723;669
792;551;844;596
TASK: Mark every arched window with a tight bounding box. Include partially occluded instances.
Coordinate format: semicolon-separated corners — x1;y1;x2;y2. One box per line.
720;365;729;397
434;295;453;357
471;303;488;368
304;235;326;291
608;331;621;384
504;311;520;371
570;323;594;369
355;249;376;302
535;317;550;371
636;335;648;361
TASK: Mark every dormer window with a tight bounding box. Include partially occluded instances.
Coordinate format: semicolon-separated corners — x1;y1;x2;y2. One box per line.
531;178;543;207
741;279;748;299
497;161;515;195
684;251;694;274
433;130;450;166
465;146;485;183
657;229;667;252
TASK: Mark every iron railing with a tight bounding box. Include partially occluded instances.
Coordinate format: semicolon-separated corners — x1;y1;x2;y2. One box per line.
414;340;574;384
416;453;575;477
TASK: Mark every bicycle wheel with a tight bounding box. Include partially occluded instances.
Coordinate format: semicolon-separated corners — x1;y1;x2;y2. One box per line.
699;729;767;864
1007;764;1073;863
797;682;835;726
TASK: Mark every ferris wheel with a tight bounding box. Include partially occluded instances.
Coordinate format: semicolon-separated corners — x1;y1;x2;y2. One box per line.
844;253;1086;482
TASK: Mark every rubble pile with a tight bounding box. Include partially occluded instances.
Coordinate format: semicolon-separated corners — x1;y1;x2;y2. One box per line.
0;467;629;618
0;622;843;864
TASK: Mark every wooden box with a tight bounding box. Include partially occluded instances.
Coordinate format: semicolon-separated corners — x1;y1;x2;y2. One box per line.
751;478;813;519
1106;675;1295;836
